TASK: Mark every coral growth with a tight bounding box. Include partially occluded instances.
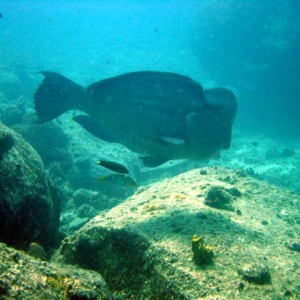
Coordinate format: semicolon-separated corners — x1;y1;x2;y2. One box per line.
238;263;271;285
0;122;60;251
27;242;47;261
204;185;234;210
191;235;214;265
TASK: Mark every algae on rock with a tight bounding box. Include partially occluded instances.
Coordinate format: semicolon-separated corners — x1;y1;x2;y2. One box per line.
191;235;214;265
0;122;60;251
53;167;300;299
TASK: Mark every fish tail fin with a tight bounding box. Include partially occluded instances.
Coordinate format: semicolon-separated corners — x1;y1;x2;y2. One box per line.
34;71;86;123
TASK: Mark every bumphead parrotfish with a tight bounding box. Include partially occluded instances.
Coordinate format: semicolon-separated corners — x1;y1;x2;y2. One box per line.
34;71;237;164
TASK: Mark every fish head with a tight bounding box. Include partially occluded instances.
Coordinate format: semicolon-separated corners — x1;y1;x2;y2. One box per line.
204;87;237;148
186;88;237;158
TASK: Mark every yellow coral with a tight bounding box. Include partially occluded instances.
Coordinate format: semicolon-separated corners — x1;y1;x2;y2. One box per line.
144;204;159;212
173;193;186;200
192;235;214;265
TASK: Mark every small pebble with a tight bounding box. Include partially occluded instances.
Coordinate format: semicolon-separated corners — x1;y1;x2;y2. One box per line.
228;187;242;197
286;240;300;252
237;282;245;291
238;263;271;284
0;280;8;295
283;290;292;296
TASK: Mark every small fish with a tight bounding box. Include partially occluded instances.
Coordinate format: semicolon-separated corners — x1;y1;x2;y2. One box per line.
98;174;137;188
0;13;3;18
96;160;129;174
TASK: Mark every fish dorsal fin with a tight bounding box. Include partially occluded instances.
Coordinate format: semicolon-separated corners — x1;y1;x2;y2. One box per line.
73;115;116;142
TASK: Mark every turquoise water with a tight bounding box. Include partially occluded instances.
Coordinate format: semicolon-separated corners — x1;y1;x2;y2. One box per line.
1;0;299;195
1;0;299;137
0;3;299;298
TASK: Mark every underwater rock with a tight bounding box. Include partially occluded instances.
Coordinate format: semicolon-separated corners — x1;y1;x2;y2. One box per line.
0;122;60;251
0;97;27;126
73;188;100;208
77;204;98;219
54;227;152;296
0;131;14;159
279;148;296;158
16;121;71;167
238;263;271;284
53;167;300;299
72;188;121;211
286;239;300;252
204;185;234;210
0;243;112;299
0;72;24;101
27;242;47;261
265;147;296;160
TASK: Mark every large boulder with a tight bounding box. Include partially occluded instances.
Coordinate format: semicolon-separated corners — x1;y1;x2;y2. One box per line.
0;122;60;251
54;167;300;299
0;243;112;300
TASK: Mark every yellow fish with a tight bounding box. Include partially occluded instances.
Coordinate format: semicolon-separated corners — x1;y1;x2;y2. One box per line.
98;174;137;188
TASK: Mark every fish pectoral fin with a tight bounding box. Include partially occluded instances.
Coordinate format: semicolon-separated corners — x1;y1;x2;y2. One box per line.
186;112;209;143
73;115;116;142
185;111;219;157
140;156;169;168
160;136;185;145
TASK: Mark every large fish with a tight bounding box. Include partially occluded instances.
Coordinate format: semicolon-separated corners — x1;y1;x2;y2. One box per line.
34;71;237;164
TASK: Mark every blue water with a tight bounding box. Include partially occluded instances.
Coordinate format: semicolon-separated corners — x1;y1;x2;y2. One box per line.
0;0;300;137
0;1;201;80
0;0;299;137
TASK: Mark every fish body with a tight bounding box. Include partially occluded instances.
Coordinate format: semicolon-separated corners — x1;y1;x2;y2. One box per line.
96;160;129;174
98;174;137;188
34;71;237;161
